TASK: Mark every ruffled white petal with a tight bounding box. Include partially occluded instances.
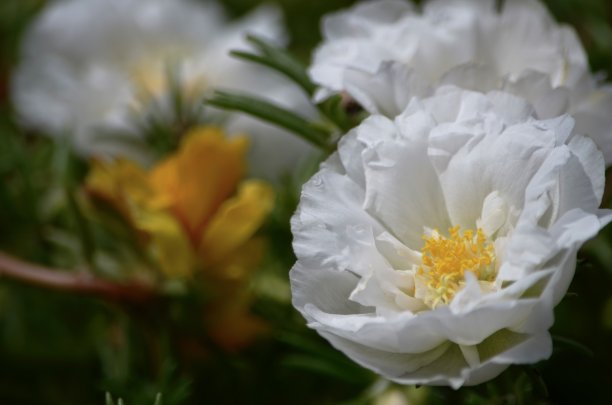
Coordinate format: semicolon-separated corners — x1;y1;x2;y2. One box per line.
344;62;431;116
291;87;609;387
359;112;451;249
310;0;612;164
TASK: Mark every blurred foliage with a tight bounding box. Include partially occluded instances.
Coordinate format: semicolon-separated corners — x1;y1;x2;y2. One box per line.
0;0;612;404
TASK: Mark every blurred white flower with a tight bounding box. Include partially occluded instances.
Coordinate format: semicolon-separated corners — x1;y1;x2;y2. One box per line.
12;0;314;179
290;87;611;388
309;0;612;164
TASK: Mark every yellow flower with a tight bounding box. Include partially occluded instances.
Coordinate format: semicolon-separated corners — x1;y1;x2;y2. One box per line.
85;126;275;350
85;157;154;219
85;157;196;277
85;126;275;280
149;127;275;275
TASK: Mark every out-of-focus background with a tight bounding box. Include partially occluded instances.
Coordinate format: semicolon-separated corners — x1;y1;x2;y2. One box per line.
1;1;612;404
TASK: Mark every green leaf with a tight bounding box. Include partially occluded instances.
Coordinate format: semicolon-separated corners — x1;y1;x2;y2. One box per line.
552;335;594;358
582;236;612;276
316;93;357;132
231;36;359;133
231;35;317;97
205;90;334;151
281;354;368;384
275;331;374;384
57;139;96;269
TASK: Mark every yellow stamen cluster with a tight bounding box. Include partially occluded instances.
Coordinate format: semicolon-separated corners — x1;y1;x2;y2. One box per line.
419;226;496;307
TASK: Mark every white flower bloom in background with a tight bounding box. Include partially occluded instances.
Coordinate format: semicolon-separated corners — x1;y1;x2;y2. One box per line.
309;0;612;164
290;87;611;388
11;0;314;179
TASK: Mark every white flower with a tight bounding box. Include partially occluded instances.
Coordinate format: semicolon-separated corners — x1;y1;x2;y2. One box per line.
12;0;314;179
309;0;612;164
290;87;611;388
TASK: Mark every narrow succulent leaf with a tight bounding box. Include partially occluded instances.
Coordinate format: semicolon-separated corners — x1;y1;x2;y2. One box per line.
206;91;333;151
276;331;373;383
232;37;358;132
230;50;316;97
552;335;595;358
57;139;96;268
242;35;317;96
281;354;371;384
316;94;355;132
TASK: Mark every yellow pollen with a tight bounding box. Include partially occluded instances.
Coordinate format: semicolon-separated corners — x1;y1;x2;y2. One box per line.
418;226;496;307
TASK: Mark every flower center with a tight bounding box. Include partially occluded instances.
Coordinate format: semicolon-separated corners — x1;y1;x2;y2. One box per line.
129;59;207;107
418;226;496;308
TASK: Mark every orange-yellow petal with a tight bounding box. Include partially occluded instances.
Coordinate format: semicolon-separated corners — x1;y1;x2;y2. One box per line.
149;126;249;242
210;238;267;282
202;238;268;350
199;180;275;266
147;157;179;210
84;158;153;221
85;157;203;278
206;307;268;352
133;208;197;278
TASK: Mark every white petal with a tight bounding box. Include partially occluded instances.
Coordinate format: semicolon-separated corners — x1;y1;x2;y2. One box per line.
309;0;612;170
572;85;612;165
320;331;451;379
344;62;431;116
292;164;382;274
459;344;480;368
503;70;570;118
429;107;554;228
477;191;508;237
290;84;609;388
464;331;552;386
360;112;451;248
440;64;500;93
290;262;364;317
374;231;422;270
322;0;414;40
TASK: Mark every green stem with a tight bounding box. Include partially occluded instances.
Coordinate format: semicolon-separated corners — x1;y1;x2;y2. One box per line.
65;186;96;267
